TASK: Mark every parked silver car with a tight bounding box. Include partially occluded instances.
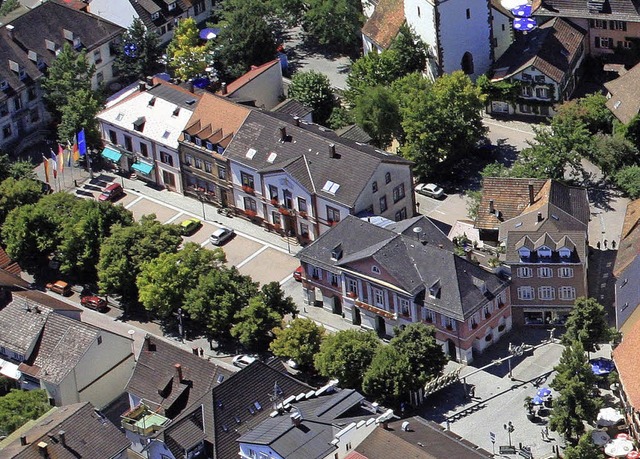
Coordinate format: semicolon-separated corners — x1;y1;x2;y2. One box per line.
210;226;235;246
415;183;445;199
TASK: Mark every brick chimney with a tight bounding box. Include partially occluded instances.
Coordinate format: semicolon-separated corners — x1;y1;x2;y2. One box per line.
279;126;287;142
291;411;302;427
6;25;14;41
329;144;336;158
144;334;151;351
58;430;66;447
293;116;300;126
220;82;227;95
37;442;48;457
20;436;27;446
528;182;535;205
174;363;183;383
537;212;543;222
489;199;495;214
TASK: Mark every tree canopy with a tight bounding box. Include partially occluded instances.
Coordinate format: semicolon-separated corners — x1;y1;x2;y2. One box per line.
231;296;283;351
555;93;614;135
114;18;162;82
562;297;614;354
167;18;212;81
563;432;605;459
314;329;380;389
270;318;326;370
97;215;182;308
615;165;640;199
362;345;412;406
0;389;51;436
0;154;36;183
287;71;334;125
302;0;363;53
353;86;400;148
0;178;43;229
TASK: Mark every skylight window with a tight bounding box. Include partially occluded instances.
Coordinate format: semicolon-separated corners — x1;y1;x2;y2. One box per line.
216;374;224;383
116;113;124;121
162;130;171;139
321;180;340;195
246;148;257;159
515;222;523;228
254;401;262;411
267;152;277;163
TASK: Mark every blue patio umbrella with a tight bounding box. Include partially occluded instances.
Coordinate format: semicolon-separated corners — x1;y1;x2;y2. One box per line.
532;395;544;405
192;77;210;89
199;28;220;40
590;357;615;375
513;18;537;31
537;387;551;398
511;4;532;17
124;43;137;58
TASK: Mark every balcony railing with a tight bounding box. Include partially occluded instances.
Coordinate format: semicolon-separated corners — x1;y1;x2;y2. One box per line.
354;299;396;320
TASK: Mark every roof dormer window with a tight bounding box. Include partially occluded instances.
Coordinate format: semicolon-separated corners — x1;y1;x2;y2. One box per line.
371;265;380;274
205;141;214;151
537;246;552;258
429;280;441;299
559;248;571;258
73;37;82;49
518;248;530;259
63;29;74;41
184;133;192;142
195;137;202;147
168;1;176;10
45;39;57;52
151;12;160;20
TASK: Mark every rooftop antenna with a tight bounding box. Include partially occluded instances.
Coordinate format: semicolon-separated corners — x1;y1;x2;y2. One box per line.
269;381;284;410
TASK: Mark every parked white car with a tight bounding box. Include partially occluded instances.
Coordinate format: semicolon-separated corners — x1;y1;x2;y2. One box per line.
415;183;445;199
210;226;235;246
232;355;257;368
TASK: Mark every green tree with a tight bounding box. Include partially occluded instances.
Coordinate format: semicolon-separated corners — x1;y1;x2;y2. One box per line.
231;296;283;351
562;297;614;355
615;165;640;198
0;178;43;228
362;345;412;406
302;0;363;53
270;318;326;370
465;189;482;220
214;0;277;80
346;50;406;104
549;342;601;442
353;86;400;148
389;323;446;391
396;71;486;179
137;243;226;321
327;106;355;130
114;18;162;82
314;329;380;389
167;18;211;81
57;88;102;156
563;432;605;459
555;93;614;135
512;115;590;180
182;266;258;343
2;157;37;181
388;25;428;75
0;389;51;436
0;0;20;16
41;43;95;119
287;70;334;125
589;134;638;177
98;215;182;308
261;281;297;317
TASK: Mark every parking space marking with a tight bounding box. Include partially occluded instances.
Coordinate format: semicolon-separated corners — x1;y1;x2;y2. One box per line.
165;213;185;224
280;273;294;285
236;245;269;269
124;196;144;209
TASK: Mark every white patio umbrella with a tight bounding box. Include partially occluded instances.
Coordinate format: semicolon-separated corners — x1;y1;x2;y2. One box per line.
591;429;611;446
597;407;625;426
501;0;527;9
604;438;634;457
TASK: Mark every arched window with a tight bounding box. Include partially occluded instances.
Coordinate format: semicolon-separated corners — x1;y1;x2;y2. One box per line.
461;52;474;75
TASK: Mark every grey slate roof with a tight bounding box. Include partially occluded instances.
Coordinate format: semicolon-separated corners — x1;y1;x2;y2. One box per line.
0;298;49;357
223;110;412;208
164;406;206;459
298;215;507;321
272;98;313;119
535;0;640;21
148;82;200;110
130;0;188;30
0;402;131;459
504;231;587;263
335;124;373;144
126;335;232;419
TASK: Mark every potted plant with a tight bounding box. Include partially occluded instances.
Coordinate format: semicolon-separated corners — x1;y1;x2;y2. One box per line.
273;223;281;231
299;211;307;218
245;209;257;218
425;316;433;323
485;311;491;319
471;322;478;329
270;198;278;206
347;291;357;299
446;324;453;331
242;185;254;194
524;396;535;420
279;207;290;216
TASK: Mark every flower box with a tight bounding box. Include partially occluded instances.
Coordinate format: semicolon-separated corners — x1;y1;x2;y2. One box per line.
498;302;505;308
328;220;338;227
446;324;453;331
498;324;506;332
245;209;257;218
425;317;433;323
485;312;491;319
471;323;478;329
273;224;281;231
347;291;357;299
270;198;278;206
242;185;254;194
279;207;290;216
299;211;307;218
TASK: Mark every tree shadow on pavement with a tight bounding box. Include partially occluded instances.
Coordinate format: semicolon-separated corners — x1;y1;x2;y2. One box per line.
587;178;619;212
587;248;618;319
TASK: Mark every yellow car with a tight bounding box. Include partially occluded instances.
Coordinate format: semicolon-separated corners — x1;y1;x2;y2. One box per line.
180;217;202;236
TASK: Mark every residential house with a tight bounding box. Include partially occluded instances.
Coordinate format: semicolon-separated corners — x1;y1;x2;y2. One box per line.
98;77;201;192
297;215;511;363
613;319;640;440
89;0;209;45
405;0;493;79
487;17;587;117
0;291;134;408
0;1;122;151
219;60;284;110
0;402;131;458
605;61;640;124
179;92;251;207
223;111;415;243
142;360;312;459
361;0;405;55
238;387;381;459
123;334;233;452
478;178;590;326
351;416;493;459
489;0;516;61
533;0;640;58
614;199;640;331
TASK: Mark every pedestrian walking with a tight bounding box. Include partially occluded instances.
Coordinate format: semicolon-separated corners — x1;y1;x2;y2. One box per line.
541;428;546;441
604;239;608;249
596;241;601;249
612;240;617;249
469;386;476;399
199;347;204;357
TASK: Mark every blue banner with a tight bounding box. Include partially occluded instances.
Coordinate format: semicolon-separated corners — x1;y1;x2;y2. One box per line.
78;129;87;157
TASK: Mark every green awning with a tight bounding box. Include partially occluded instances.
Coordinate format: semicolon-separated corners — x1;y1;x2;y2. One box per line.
101;146;122;163
132;162;154;175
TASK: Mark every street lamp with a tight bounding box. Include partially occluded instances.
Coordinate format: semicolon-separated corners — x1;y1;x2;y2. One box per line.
503;421;515;447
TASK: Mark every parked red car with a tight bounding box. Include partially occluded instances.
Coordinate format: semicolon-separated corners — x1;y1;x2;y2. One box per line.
81;296;108;312
293;266;303;282
98;183;124;202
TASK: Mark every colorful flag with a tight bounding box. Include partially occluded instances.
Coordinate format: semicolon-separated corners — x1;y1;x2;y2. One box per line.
42;154;49;183
77;129;87;157
49;148;58;179
72;137;80;162
66;149;71;168
57;144;64;173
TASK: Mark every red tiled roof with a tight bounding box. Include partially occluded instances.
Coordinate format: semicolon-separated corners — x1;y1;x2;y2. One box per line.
614;199;640;277
475;178;546;230
221;60;280;96
614;320;640;409
0;246;21;275
345;452;370;459
361;0;405;50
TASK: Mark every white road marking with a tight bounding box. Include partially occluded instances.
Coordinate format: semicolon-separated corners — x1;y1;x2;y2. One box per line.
280;273;294;286
483;119;535;135
236;246;269;268
165;212;185;224
124;196;144;209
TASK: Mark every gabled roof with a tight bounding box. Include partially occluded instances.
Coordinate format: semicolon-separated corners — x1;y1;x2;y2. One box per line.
130;0;188;31
98;79;199;149
299;215;506;321
505;231;587;263
476;178;546;230
605;61;640;124
354;417;492;459
614;199;640;277
222;60;280;97
212;361;312;459
361;0;405;50
224;111;412;207
335;124;373;144
126;335;231;418
0;245;21;275
535;0;640;21
491;17;586;83
272;98;313;119
0;402;131;458
181;92;250;149
0;297;49;357
614;318;640;409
